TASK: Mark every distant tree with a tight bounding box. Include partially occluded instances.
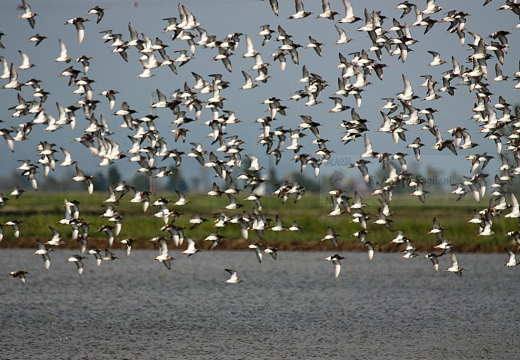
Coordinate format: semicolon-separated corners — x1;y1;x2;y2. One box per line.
287;171;320;192
166;165;188;192
107;165;122;185
92;171;107;192
191;176;203;193
40;175;60;192
130;173;151;190
422;165;443;194
0;170;23;190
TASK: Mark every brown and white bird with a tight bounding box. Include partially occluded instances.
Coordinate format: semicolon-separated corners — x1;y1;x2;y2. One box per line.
18;0;37;29
323;253;345;279
446;252;464;276
65;17;89;43
67;255;86;277
10;270;28;284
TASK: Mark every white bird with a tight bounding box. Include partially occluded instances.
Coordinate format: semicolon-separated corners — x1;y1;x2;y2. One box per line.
407;137;424;161
87;6;105;24
396;74;415;101
364;242;375;260
97;225;115;247
225;268;242;283
10;270;28;284
410;181;428;203
154;237;173;270
446;252;464;276
2;63;23;90
189;213;207;229
5;220;21;238
10;186;25;199
321;226;339;247
54;39;71;63
289;0;312;19
504;248;519;267
71;164;94;194
316;0;338;20
18;50;34;70
427;50;446;66
477;218;494;236
173;190;189;206
249;243;263;263
19;0;37;29
34;241;52;270
334;24;353;45
240;70;257;90
324;254;344;279
88;248;103;267
0;56;10;79
338;0;361;23
268;0;279;16
59;147;76;167
102;248;118;261
225;193;243;210
45;226;64;246
67;255;86;277
427;217;444;236
263;246;278;260
246;154;263;171
182;237;200;256
120;238;136;257
242;34;259;58
425;252;444;271
505;193;520;218
361;133;378;158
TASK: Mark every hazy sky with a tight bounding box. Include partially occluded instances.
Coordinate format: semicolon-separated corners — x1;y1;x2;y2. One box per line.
0;0;519;192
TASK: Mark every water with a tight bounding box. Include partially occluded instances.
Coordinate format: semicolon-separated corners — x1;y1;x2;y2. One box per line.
1;249;519;359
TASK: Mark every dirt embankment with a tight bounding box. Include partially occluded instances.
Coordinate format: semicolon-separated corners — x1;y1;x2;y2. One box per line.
0;237;509;253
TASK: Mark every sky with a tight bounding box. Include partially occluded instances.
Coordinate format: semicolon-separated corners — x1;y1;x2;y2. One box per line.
0;0;519;194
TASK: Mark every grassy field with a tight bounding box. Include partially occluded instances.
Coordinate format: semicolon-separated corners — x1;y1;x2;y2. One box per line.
0;191;516;253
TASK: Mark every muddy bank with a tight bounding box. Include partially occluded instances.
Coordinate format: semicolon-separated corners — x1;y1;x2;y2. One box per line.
0;237;510;253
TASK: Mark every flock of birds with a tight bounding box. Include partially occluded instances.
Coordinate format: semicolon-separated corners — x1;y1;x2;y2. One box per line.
3;0;520;284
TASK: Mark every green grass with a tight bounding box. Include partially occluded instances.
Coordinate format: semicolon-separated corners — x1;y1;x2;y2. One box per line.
0;191;516;252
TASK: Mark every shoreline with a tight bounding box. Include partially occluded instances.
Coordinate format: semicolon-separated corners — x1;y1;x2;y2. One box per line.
0;237;511;254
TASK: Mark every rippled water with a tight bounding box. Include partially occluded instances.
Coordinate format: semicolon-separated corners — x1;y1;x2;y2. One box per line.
1;249;519;359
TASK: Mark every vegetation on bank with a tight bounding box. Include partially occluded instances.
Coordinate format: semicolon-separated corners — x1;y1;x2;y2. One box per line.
0;191;516;253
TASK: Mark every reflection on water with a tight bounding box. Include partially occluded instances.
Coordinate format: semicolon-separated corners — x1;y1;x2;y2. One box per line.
1;249;520;359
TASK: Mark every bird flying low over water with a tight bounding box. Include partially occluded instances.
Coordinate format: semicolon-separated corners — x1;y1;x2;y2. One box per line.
34;241;52;270
263;246;278;260
425;251;445;271
88;248;102;267
249;242;263;263
504;248;519;267
182;237;200;256
67;255;86;277
45;226;64;246
120;238;136;257
154;237;173;270
446;252;464;276
10;270;28;284
225;268;242;283
323;254;344;279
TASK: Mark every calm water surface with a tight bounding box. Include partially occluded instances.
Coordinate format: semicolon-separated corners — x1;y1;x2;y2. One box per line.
1;249;519;359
